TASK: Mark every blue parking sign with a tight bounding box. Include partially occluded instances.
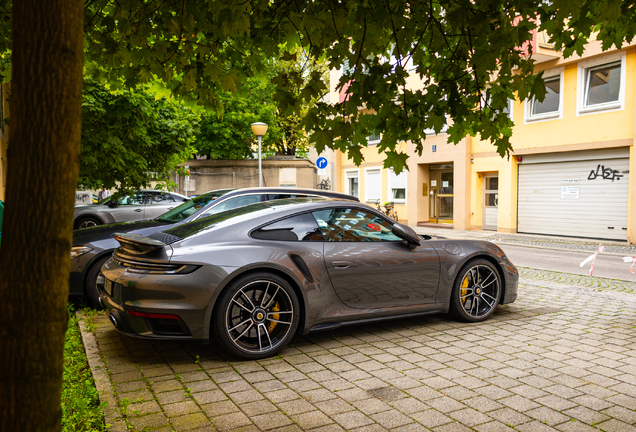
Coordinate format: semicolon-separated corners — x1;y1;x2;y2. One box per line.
316;157;328;169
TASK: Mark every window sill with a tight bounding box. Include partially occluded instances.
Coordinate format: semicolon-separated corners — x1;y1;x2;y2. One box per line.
525;112;560;123
579;102;622;114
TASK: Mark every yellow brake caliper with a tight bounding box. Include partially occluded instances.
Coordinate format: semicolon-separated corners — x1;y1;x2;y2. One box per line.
461;275;470;305
267;302;280;333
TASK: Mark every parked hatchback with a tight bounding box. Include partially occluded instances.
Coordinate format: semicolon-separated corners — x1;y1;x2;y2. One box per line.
70;187;358;306
73;189;190;229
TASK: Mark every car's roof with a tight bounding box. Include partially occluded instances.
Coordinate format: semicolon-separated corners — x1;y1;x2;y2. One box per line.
164;198;369;241
220;187;359;201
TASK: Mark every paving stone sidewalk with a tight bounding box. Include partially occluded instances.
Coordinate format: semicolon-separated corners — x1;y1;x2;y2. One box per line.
81;270;636;432
412;227;636;256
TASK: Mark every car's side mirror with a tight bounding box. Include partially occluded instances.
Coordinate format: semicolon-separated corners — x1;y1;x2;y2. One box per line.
392;223;421;250
108;200;119;208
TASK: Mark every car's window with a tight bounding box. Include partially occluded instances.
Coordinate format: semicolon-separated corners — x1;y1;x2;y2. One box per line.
147;192;175;204
119;194;144;205
312;208;402;242
251;213;324;241
199;194;261;217
156;189;233;223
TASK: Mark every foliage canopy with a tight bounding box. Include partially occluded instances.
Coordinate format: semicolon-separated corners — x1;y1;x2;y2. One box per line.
80;79;199;191
2;0;633;174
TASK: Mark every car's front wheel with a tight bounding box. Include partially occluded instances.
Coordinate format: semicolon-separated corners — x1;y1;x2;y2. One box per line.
450;259;502;322
213;272;300;359
75;217;100;230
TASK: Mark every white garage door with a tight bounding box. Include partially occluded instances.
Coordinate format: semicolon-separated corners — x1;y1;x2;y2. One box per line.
518;148;630;241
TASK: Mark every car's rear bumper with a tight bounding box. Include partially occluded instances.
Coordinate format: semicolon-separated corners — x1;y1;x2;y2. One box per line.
100;258;230;340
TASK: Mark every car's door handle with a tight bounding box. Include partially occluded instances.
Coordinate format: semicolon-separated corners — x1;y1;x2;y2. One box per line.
167;207;174;210
332;261;356;269
134;209;143;212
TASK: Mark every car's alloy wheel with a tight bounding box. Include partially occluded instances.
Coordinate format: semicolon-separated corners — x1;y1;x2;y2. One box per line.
214;273;299;359
450;259;501;322
76;217;100;229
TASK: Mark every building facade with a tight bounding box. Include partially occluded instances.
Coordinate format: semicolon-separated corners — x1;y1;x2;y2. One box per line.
330;37;636;242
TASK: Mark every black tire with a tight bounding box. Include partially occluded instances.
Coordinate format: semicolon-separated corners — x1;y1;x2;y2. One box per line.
85;255;110;309
388;209;398;221
449;259;502;322
75;217;100;230
213;272;300;360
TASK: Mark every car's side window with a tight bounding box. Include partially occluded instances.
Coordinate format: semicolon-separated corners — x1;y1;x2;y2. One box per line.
200;194;261;217
121;194;144;205
148;192;175;204
311;208;402;242
251;213;324;241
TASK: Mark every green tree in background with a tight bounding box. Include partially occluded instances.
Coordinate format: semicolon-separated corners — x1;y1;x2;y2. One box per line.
79;79;199;191
195;77;279;160
195;46;325;160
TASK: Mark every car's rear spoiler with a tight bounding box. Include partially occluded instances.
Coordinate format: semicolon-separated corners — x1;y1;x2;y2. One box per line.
114;232;171;261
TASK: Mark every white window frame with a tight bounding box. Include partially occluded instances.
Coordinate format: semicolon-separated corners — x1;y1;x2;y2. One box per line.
525;67;564;123
364;167;382;203
577;52;626;116
387;168;407;204
366;131;381;146
344;169;360;198
481;89;514;120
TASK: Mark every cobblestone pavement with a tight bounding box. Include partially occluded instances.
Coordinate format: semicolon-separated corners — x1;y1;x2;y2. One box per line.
82;270;636;432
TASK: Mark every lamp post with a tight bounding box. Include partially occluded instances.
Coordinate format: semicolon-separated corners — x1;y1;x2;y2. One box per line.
251;122;268;187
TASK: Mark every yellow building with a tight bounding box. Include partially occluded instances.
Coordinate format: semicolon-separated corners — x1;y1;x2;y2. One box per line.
330;37;636;243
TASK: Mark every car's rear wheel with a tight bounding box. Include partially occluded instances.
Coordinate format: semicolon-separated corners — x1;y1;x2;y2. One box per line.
75;217;100;230
85;255;110;309
450;259;501;322
213;272;300;359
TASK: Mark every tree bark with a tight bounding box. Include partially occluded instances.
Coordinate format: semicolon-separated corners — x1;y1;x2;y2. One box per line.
0;1;83;431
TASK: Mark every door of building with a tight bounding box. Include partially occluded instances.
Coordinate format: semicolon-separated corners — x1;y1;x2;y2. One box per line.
517;148;629;241
429;165;454;224
483;175;498;230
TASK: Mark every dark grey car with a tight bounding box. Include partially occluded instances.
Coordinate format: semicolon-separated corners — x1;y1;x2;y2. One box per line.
100;198;518;360
70;187;359;306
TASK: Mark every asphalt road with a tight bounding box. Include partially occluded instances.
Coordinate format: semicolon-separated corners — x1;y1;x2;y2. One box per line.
499;243;636;282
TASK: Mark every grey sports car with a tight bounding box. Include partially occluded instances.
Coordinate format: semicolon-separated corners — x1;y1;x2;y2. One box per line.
70;187;357;306
101;198;518;360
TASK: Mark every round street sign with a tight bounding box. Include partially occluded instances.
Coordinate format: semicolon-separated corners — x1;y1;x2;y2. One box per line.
316;157;328;169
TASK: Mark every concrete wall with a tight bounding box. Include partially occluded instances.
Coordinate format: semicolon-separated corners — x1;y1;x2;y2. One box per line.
177;158;318;195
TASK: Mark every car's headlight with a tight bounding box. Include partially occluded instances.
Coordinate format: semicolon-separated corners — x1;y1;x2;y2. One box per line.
70;246;93;260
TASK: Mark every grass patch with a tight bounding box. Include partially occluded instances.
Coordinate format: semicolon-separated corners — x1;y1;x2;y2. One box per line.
62;305;106;432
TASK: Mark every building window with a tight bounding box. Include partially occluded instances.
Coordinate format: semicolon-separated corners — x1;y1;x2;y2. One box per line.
527;74;562;121
577;53;626;115
367;131;381;146
388;168;406;203
345;170;359;198
365;168;382;203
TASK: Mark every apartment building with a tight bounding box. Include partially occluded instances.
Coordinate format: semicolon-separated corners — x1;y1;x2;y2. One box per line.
329;34;636;243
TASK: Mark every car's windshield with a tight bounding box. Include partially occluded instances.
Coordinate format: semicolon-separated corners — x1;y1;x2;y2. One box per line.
156;189;235;223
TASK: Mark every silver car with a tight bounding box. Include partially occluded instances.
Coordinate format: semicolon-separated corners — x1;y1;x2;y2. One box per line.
73;189;190;229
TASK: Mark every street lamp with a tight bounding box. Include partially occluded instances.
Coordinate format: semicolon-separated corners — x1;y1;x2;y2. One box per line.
251;122;268;187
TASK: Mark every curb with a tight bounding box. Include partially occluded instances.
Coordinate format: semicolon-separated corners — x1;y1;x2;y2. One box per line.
77;311;127;432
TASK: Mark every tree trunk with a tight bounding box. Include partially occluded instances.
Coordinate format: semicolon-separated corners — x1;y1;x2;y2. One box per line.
0;1;83;431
